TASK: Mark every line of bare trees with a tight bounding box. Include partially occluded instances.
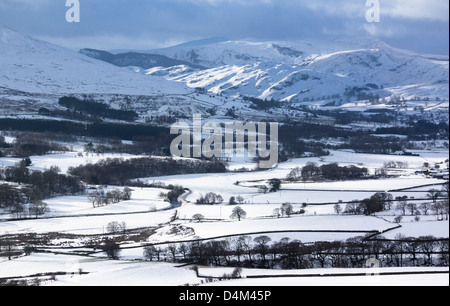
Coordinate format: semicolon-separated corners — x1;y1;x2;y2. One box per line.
341;185;449;218
0;132;68;158
287;163;369;182
69;157;227;185
88;187;132;208
143;235;449;269
0;164;85;219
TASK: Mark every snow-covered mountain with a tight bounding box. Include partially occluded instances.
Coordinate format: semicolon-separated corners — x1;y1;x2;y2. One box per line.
0;25;448;120
145;37;449;102
0;26;270;120
0;25;189;97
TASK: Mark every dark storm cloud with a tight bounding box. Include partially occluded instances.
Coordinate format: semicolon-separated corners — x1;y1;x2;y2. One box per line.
0;0;448;54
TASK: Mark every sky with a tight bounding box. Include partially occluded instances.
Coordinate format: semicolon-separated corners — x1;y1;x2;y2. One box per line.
0;0;448;55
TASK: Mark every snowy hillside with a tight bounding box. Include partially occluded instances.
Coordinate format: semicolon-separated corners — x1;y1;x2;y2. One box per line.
0;25;189;96
1;25;448;119
146;37;449;102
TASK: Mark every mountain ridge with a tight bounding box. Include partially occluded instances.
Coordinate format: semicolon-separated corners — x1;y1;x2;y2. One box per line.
0;25;448;119
143;37;449;102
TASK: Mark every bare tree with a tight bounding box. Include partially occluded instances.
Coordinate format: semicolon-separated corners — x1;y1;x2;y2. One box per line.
268;179;282;193
144;245;157;261
196;192;223;205
372;192;393;211
442;183;449;218
334;204;342;215
441;182;449;202
253;236;272;264
106;221;126;234
432;202;444;220
281;203;294;218
144;245;163;261
178;243;189;261
394;216;403;223
427;189;442;203
419;236;437;266
102;239;121;260
273;208;281;218
407;203;417;216
192;214;205;223
167;244;178;262
437;240;449;266
121;187;132;200
10;202;25;219
419;203;431;215
231;236;246;264
286;167;302;181
230;206;247;221
404;238;420;267
443;201;449;220
28;201;49;218
396;201;408;216
258;185;268;194
344;201;362;215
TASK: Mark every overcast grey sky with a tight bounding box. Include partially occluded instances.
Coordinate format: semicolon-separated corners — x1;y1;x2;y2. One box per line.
0;0;448;54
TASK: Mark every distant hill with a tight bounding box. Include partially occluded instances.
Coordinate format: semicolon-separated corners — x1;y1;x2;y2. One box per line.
0;25;189;96
79;48;205;70
146;37;449;102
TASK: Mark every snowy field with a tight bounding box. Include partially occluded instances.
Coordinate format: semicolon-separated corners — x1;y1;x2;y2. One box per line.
151;215;396;243
0;148;448;286
1;148;447;238
0;253;447;286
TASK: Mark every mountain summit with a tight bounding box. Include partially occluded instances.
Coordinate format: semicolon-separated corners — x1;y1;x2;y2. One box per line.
143;37;449;102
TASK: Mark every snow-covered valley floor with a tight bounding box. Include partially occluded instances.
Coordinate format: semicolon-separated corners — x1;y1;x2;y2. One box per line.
0;253;447;286
0;148;448;286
